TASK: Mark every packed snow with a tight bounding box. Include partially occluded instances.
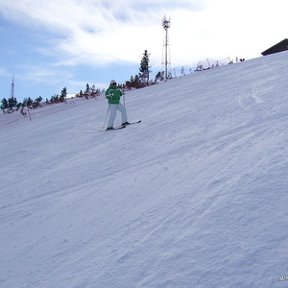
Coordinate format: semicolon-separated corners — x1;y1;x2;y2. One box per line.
1;51;288;288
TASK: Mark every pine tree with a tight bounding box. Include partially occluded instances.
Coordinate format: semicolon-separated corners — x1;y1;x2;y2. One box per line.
33;96;43;108
139;50;151;86
60;87;67;102
85;83;90;94
27;97;33;108
7;97;17;112
1;98;8;113
50;94;59;104
133;75;142;88
155;71;164;82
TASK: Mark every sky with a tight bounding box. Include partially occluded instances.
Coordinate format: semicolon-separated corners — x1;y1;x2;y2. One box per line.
0;0;287;102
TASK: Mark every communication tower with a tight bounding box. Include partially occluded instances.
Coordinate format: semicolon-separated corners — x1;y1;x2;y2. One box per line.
162;16;171;80
10;74;15;99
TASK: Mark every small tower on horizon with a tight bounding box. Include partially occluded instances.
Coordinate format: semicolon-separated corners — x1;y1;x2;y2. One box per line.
162;15;171;80
10;74;15;99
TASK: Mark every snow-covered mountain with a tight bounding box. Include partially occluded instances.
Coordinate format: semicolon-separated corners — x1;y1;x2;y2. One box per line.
1;51;288;288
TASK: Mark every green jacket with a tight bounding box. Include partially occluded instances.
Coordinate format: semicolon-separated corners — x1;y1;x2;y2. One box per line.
105;85;122;104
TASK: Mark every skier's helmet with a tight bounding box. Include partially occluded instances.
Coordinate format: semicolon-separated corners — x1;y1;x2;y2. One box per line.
110;80;116;85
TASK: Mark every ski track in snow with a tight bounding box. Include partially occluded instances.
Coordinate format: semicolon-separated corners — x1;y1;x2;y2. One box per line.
1;52;288;288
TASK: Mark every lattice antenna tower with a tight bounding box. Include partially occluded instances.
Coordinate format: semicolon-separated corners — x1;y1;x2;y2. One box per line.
10;74;15;99
162;16;171;80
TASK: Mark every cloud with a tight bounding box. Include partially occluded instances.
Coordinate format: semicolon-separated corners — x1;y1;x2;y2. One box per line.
1;0;287;89
0;0;208;68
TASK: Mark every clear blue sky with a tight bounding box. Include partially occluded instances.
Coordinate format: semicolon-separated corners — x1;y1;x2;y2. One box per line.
0;0;287;101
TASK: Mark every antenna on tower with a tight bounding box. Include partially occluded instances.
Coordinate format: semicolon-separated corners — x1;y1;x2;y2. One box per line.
162;15;171;80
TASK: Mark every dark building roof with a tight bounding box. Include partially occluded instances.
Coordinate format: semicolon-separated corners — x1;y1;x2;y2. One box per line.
261;39;288;56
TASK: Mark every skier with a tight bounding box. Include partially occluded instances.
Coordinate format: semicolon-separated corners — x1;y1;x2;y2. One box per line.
105;80;129;130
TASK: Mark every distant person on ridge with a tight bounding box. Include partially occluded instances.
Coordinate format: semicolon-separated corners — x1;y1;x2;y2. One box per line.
105;80;129;130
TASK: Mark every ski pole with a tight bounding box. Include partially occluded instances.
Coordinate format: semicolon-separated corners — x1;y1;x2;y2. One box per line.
121;88;126;107
27;107;32;121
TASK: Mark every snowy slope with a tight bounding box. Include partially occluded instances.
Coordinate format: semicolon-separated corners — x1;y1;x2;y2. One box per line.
1;52;288;288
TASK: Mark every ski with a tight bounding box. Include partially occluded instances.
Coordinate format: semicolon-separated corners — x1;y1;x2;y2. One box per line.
124;120;142;126
101;121;141;131
106;126;126;131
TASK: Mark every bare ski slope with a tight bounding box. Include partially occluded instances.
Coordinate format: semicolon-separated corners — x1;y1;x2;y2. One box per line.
1;51;288;288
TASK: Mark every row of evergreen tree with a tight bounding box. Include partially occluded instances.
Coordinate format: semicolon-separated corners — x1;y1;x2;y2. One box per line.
0;87;68;114
1;49;160;114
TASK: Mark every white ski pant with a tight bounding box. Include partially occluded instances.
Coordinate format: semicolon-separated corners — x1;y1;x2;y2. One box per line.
106;103;127;128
